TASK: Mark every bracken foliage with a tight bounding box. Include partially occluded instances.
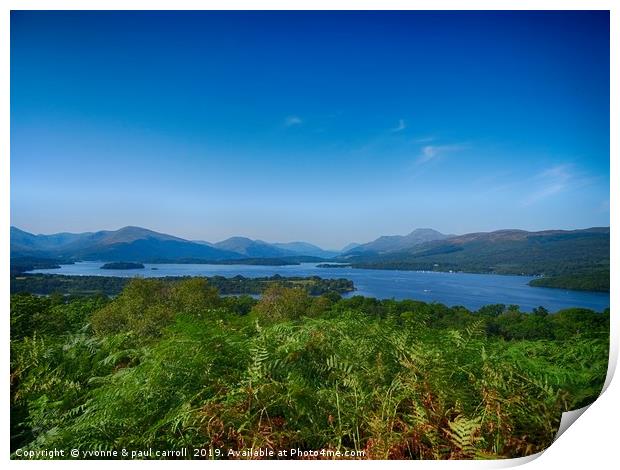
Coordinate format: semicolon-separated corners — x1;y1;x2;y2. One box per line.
10;278;609;459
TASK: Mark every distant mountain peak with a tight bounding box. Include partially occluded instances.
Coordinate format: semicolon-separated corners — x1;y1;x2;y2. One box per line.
220;236;253;243
344;228;449;255
214;236;294;258
407;228;444;236
93;226;186;246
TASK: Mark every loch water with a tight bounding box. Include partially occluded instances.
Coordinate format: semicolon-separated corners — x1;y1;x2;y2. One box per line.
29;261;610;312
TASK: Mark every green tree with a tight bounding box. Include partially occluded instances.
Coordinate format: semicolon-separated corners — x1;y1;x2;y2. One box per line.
91;278;170;337
251;285;311;322
170;277;220;315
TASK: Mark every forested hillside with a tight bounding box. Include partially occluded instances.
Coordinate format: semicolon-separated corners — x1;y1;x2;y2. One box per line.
343;228;610;291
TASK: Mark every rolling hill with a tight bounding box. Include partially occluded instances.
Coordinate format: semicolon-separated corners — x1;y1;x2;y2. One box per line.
341;227;610;291
212;237;295;258
343;228;449;255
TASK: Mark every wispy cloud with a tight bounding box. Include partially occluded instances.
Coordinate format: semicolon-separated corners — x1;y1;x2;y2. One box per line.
538;164;573;181
521;164;574;206
284;115;303;127
415;144;465;165
413;136;435;144
391;119;406;133
473;162;597;205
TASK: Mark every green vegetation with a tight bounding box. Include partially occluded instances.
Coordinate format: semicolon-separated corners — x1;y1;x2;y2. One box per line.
10;274;355;297
11;278;608;460
528;269;609;292
345;229;610;292
101;262;145;270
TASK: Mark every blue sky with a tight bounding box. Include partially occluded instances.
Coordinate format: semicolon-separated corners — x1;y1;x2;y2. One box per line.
11;11;610;249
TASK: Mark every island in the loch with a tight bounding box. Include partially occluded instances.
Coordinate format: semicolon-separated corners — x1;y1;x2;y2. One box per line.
100;262;145;270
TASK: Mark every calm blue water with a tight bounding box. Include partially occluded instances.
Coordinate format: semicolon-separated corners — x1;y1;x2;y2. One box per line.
28;261;610;313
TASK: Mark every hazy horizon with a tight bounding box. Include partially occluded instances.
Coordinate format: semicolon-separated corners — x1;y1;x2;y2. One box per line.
11;11;610;249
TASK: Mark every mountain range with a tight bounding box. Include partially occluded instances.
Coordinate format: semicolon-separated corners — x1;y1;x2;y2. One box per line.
11;226;241;262
10;225;610;291
11;226;351;263
10;225;449;262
